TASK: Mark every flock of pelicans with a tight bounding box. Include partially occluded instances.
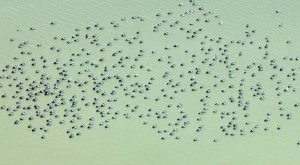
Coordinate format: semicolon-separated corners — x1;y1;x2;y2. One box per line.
1;0;299;145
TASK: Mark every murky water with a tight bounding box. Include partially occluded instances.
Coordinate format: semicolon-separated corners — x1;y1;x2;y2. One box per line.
0;0;299;164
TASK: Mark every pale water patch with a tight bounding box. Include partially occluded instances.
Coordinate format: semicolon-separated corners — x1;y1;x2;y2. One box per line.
0;0;299;165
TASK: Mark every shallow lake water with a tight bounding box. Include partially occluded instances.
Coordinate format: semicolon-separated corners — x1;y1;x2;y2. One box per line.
0;0;299;164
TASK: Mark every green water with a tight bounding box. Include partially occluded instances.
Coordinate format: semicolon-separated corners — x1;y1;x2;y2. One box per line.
0;0;299;164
